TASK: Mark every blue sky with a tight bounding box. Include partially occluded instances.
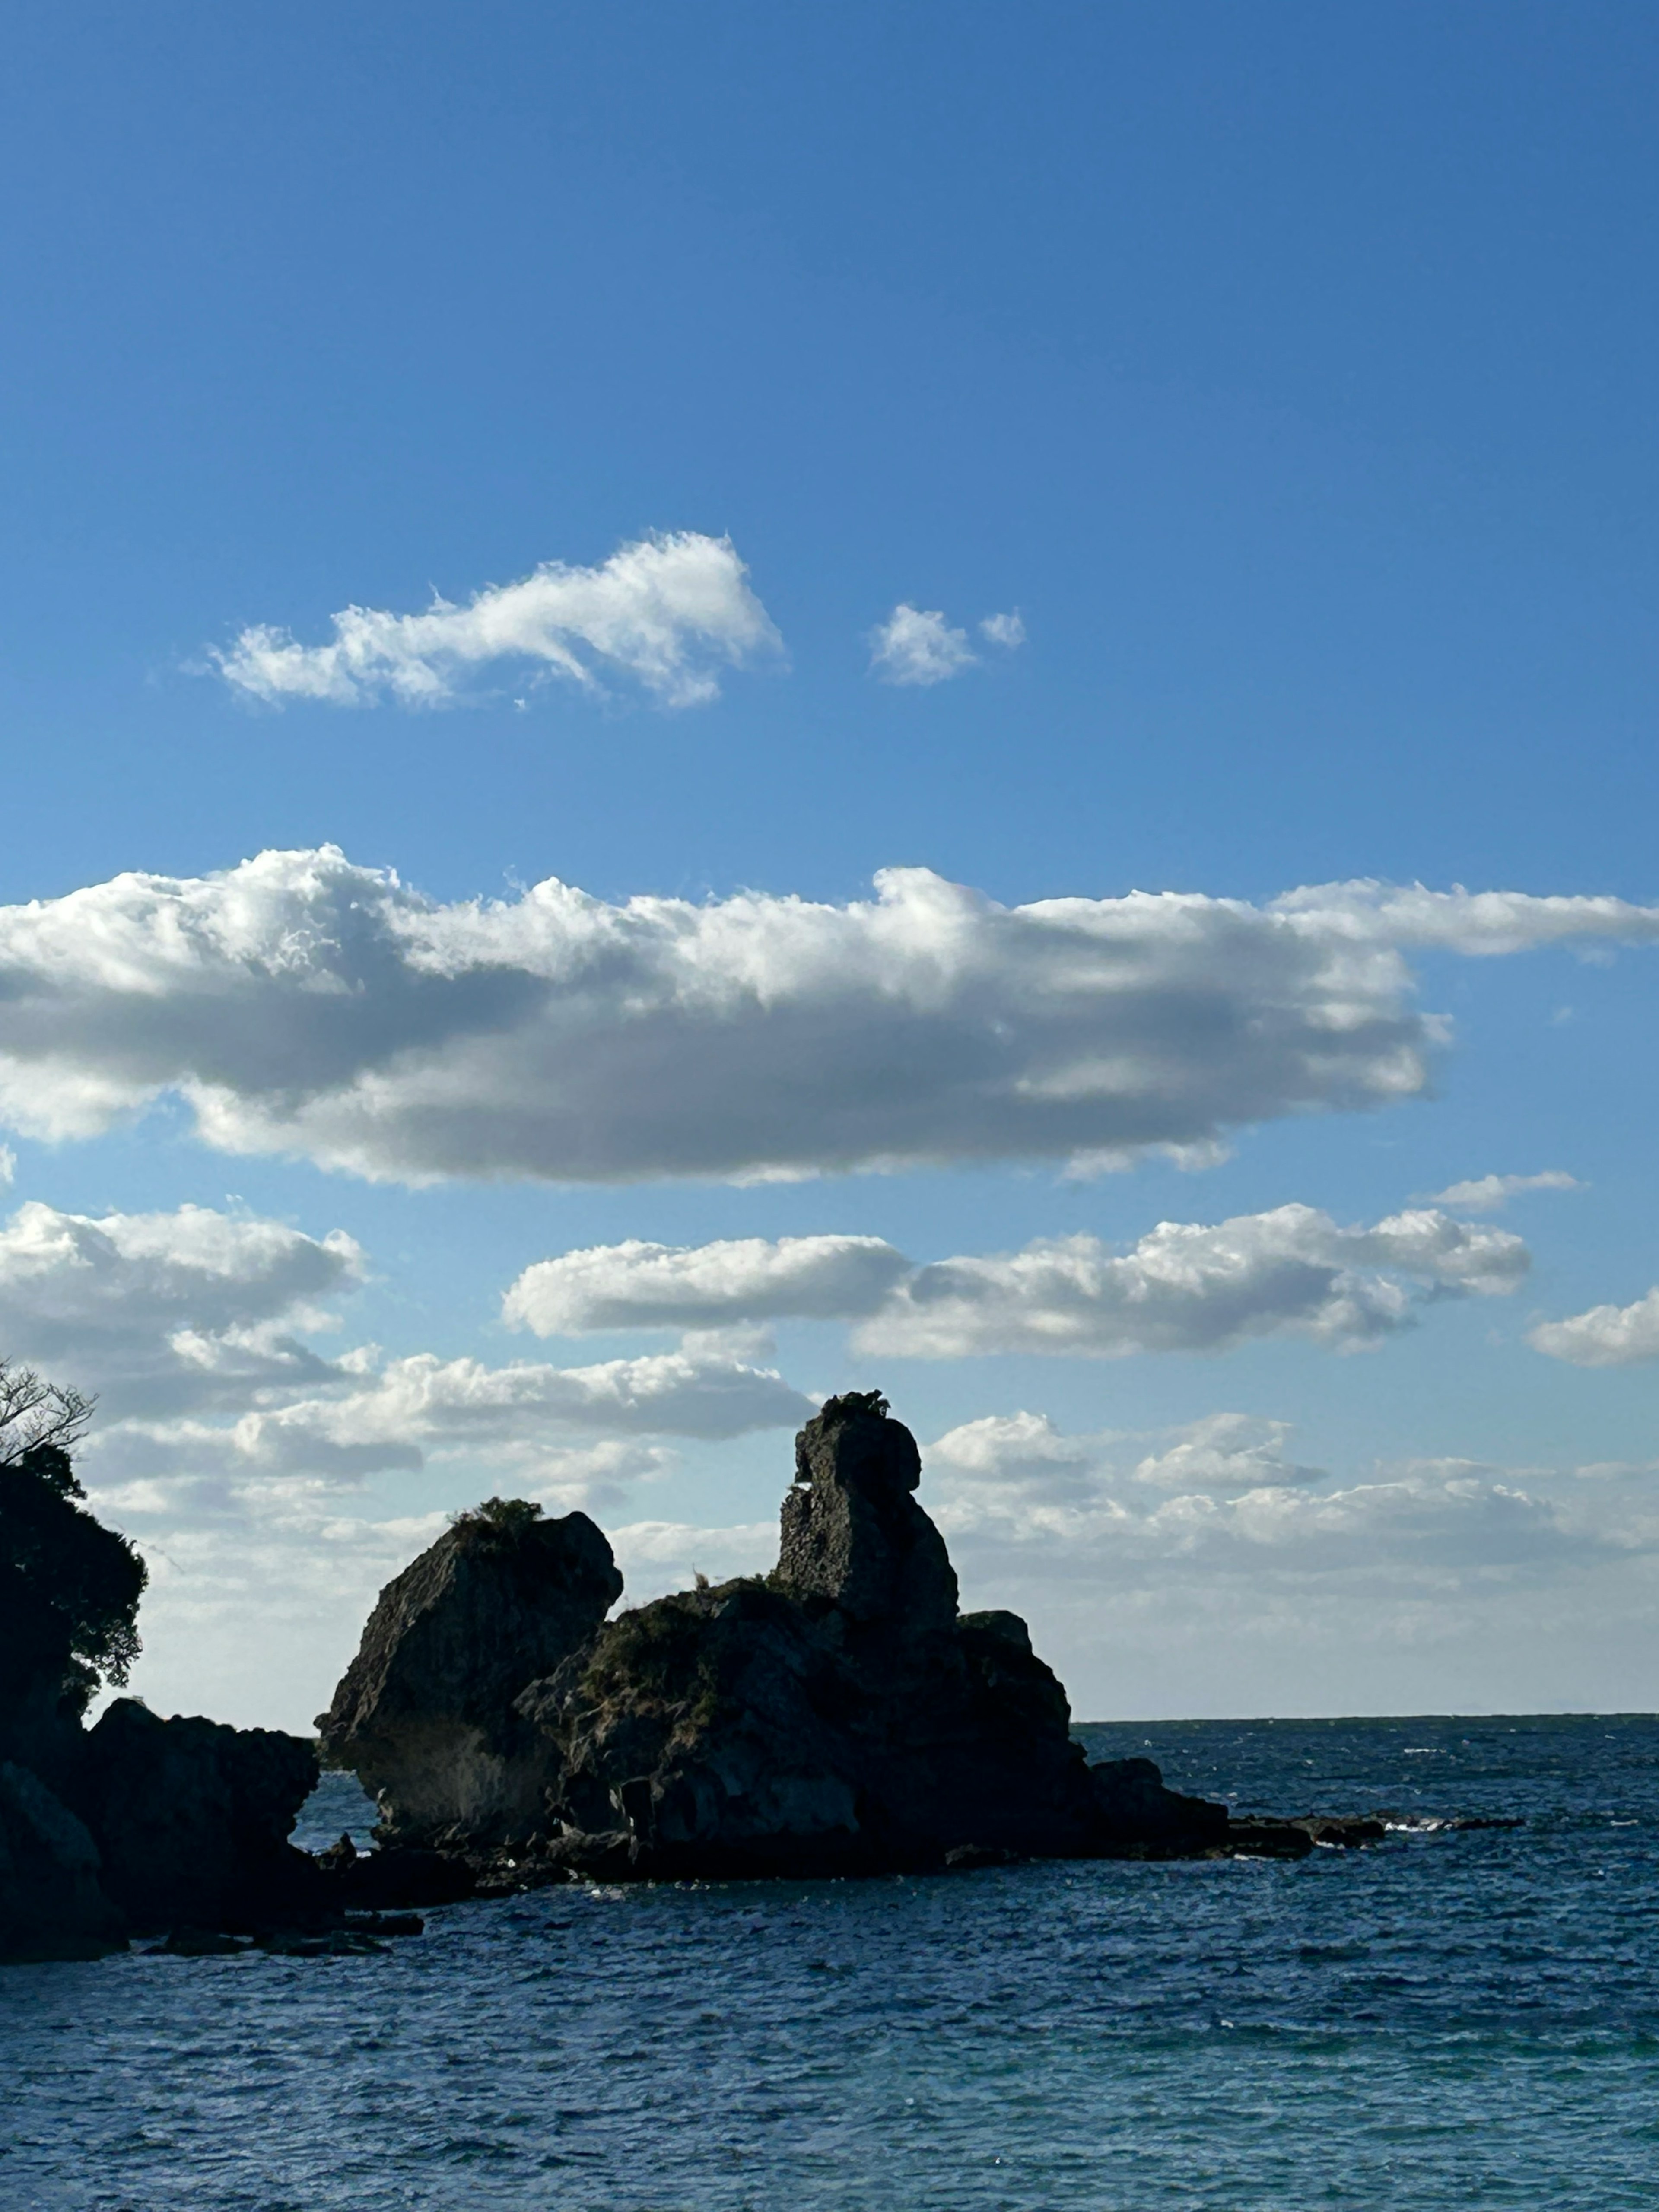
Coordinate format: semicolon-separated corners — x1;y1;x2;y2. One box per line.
3;3;1659;1726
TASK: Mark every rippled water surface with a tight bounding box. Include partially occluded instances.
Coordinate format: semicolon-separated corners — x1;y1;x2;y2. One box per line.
6;1715;1659;2210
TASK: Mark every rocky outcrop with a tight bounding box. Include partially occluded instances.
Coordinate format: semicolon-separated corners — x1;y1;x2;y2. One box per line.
66;1701;321;1932
316;1499;622;1846
0;1761;126;1960
324;1392;1230;1878
534;1395;1223;1873
3;1438;321;1957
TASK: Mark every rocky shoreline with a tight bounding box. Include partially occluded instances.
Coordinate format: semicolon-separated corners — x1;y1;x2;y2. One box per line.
3;1392;1427;1961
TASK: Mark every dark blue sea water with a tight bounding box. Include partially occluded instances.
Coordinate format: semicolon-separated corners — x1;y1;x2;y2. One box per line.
4;1715;1658;2210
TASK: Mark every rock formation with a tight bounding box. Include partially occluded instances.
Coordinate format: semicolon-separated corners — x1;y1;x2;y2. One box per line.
327;1392;1227;1878
316;1496;623;1846
0;1760;126;1961
1;1435;320;1958
65;1701;321;1931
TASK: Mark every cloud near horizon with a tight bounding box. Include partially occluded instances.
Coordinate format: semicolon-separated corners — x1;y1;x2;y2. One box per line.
922;1409;1643;1584
4;850;1659;1187
211;532;782;709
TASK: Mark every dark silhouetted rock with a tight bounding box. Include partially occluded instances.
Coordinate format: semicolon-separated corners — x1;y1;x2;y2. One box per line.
68;1700;320;1931
316;1392;1406;1882
1088;1757;1230;1856
1224;1816;1317;1859
0;1759;126;1960
775;1391;957;1629
1298;1815;1388;1847
317;1500;622;1847
324;1844;480;1911
148;1926;250;1957
523;1396;1217;1874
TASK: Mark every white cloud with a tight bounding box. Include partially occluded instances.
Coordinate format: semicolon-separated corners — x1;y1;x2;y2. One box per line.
922;1410;1635;1582
869;604;977;685
503;1206;1523;1362
1529;1288;1659;1368
90;1343;814;1496
858;1204;1528;1359
504;1233;911;1335
1424;1170;1583;1212
211;532;781;710
978;611;1025;650
607;1517;778;1604
926;1411;1324;1527
1131;1411;1326;1491
0;1194;810;1513
0;1198;363;1417
3;851;1659;1185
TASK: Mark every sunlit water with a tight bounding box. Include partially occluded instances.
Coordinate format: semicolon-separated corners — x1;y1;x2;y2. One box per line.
5;1715;1658;2209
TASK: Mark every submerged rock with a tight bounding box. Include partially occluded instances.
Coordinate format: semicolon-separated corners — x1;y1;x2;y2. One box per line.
323;1391;1231;1876
316;1498;622;1847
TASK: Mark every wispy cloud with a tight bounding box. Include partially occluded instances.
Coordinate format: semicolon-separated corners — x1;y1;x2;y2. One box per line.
211;531;782;709
1424;1170;1583;1212
0;1196;811;1502
978;611;1025;649
863;1207;1528;1359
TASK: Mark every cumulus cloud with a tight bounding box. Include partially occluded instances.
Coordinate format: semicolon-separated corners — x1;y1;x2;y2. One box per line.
926;1411;1326;1529
3;851;1659;1185
504;1233;911;1335
0;1195;811;1512
0;1198;363;1417
91;1342;814;1495
502;1207;1523;1360
1424;1170;1583;1212
211;532;781;710
978;612;1025;650
857;1204;1528;1358
869;604;977;685
1529;1288;1659;1368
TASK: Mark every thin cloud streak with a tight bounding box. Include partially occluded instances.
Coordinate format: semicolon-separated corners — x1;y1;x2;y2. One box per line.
1426;1170;1583;1212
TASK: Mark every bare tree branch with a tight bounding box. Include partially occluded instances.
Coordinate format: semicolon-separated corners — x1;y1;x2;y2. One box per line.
0;1358;96;1468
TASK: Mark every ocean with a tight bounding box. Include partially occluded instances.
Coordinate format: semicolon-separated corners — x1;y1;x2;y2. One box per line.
3;1713;1656;2210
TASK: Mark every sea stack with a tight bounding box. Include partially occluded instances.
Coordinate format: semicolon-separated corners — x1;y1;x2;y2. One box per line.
324;1391;1228;1875
315;1498;623;1846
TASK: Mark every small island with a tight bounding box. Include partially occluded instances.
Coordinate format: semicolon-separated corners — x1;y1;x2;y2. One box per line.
3;1386;1382;1960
